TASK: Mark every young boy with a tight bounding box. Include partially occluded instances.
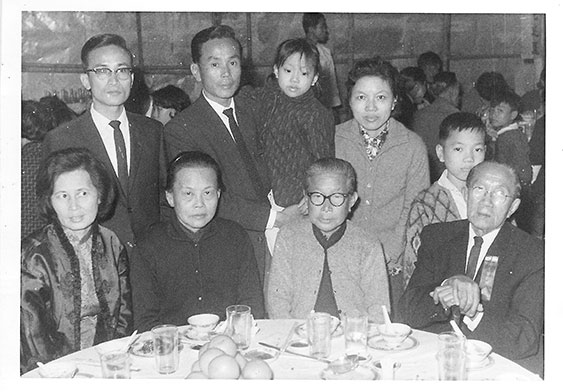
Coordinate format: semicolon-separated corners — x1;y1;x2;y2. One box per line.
401;112;486;288
266;158;390;323
131;151;265;332
489;90;532;189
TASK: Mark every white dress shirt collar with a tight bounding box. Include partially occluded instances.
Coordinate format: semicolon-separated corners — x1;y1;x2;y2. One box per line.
90;105;131;174
437;169;468;219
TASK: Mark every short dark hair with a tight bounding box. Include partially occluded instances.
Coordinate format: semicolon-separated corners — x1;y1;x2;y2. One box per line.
274;38;320;76
466;161;521;199
475;72;510;102
417;51;443;70
302;13;325;33
22;100;52;141
439;112;486;143
152;85;191;112
400;66;426;84
191;25;241;64
346;57;400;99
166;151;224;192
305;157;357;195
37;147;117;223
430;71;458;97
490;90;521;113
81;33;133;69
39;95;77;129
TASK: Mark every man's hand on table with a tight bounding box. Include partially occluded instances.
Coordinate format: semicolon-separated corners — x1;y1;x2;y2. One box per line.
430;275;481;318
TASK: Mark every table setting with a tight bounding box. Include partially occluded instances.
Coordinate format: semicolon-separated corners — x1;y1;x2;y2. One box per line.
22;305;541;381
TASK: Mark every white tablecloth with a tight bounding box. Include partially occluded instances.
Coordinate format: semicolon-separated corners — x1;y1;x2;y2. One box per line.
22;319;541;380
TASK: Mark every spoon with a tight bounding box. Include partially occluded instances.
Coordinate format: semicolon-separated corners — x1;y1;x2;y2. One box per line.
449;320;465;338
381;305;392;332
123;329;139;352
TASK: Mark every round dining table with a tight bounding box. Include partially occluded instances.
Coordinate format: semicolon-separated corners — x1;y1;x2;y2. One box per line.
22;319;541;380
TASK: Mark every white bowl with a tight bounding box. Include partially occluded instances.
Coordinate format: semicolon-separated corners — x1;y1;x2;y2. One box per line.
377;323;411;347
188;313;220;332
465;339;492;364
38;361;78;378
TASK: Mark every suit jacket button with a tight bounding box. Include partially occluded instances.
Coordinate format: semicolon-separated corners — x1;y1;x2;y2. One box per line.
127;207;133;213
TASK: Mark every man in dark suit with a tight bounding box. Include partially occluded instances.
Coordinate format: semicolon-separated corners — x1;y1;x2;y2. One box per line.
43;34;166;250
399;161;544;368
165;25;302;290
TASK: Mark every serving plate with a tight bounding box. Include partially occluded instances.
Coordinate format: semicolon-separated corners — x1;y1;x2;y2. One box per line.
367;335;419;352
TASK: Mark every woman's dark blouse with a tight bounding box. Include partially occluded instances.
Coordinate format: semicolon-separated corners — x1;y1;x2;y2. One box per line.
131;217;265;332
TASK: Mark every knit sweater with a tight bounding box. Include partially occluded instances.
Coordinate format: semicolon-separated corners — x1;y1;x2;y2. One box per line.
266;218;390;323
242;79;335;206
401;181;462;288
131;217;265;332
335;118;429;273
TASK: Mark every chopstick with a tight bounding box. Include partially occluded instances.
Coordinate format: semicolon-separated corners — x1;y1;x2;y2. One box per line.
259;342;331;364
74;359;141;372
276;321;299;358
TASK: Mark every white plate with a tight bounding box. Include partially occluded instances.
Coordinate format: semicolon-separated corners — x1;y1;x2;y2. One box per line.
181;325;217;342
368;335;419;352
467;355;494;370
296;316;344;339
321;365;378;380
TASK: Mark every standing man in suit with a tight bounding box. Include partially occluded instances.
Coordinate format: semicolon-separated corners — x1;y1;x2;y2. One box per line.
164;25;302;290
399;161;544;368
44;33;166;250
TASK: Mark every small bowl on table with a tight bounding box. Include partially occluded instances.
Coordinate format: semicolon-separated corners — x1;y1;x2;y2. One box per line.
465;339;492;365
38;361;78;378
377;323;412;348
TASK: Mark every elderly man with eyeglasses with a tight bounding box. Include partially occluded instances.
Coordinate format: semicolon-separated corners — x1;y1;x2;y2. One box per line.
43;33;166;251
399;161;544;374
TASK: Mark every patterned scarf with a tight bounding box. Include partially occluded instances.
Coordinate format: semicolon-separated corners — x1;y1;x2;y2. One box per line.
53;220;111;351
359;120;390;160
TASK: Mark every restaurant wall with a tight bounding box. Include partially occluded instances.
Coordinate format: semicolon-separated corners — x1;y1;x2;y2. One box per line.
21;11;545;115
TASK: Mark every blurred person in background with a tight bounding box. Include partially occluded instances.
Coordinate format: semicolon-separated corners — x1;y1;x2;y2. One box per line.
150;84;191;126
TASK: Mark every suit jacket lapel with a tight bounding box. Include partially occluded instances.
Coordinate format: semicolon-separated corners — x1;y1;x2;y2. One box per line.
83;112;128;206
127;114;143;195
477;222;515;302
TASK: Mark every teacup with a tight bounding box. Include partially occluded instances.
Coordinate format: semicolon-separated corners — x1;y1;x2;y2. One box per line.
376;323;411;348
465;339;492;364
188;313;220;333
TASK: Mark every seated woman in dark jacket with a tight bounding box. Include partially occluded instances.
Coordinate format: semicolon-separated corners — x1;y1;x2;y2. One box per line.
131;151;265;332
21;147;132;373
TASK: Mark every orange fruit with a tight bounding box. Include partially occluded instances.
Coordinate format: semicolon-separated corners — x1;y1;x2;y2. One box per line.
186;371;207;379
241;359;274;380
207;334;238;357
207;354;241;379
199;347;225;376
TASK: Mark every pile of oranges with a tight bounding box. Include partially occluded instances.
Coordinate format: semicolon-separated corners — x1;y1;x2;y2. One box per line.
186;334;274;379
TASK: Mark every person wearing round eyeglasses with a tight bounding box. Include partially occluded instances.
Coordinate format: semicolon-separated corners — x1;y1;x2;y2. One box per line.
266;157;390;323
43;33;166;252
399;161;544;375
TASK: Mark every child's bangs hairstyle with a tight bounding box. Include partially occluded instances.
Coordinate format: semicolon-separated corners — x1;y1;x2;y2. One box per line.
304;158;357;195
439;112;486;143
490;90;521;113
166;151;224;192
274;38;320;76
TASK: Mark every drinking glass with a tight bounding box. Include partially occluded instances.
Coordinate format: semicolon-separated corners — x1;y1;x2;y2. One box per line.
436;348;467;380
343;310;368;359
151;324;179;374
100;350;131;379
226;305;252;349
306;312;332;358
438;331;466;351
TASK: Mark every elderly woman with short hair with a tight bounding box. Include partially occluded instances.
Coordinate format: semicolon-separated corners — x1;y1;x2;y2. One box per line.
20;147;132;373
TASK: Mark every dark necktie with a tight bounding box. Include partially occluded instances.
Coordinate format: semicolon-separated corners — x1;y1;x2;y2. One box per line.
312;222;347;318
222;108;266;197
109;120;128;195
465;236;484;280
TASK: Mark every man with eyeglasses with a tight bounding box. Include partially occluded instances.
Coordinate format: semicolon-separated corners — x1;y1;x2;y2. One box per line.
399;161;544;374
44;33;166;250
